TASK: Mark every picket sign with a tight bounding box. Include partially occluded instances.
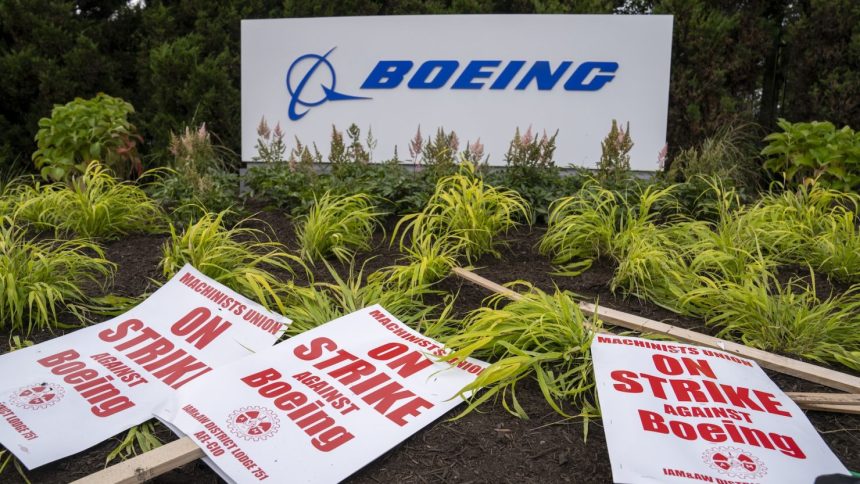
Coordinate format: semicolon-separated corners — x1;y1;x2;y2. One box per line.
451;267;860;410
72;267;860;484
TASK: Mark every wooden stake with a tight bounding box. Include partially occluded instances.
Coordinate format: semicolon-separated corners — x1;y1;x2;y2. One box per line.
785;392;860;405
452;267;860;394
70;437;202;484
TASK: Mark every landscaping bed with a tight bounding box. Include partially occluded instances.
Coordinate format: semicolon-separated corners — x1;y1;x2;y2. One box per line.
6;212;858;484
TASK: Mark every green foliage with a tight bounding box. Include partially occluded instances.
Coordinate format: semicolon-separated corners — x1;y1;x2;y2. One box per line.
596;119;633;186
244;164;319;216
420;127;460;177
253;117;287;164
488;127;576;223
283;262;439;337
373;233;459;289
682;273;860;371
540;181;677;276
296;192;384;264
13;162;166;239
396;164;532;263
442;284;601;420
246;148;441;219
739;185;860;282
503;126;558;173
0;215;115;333
106;420;162;464
149;124;240;223
666;124;762;193
160;210;305;314
32;94;142;181
762;118;860;190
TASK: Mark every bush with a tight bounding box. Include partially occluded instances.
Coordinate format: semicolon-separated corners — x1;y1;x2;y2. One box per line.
32;94;142;181
683;272;860;371
13;162;165;239
0;216;115;333
596;119;633;186
762;118;860;191
442;284;601;420
160;210;305;314
283;262;439;337
665;124;762;194
396;164;532;263
296;192;384;264
149;124;240;223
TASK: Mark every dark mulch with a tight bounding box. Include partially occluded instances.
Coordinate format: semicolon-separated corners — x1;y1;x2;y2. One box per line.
3;215;859;483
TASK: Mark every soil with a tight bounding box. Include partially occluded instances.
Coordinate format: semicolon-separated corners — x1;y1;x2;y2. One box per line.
3;212;859;484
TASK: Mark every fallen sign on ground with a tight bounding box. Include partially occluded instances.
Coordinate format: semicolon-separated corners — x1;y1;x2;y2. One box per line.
592;334;850;483
149;304;487;483
0;264;288;469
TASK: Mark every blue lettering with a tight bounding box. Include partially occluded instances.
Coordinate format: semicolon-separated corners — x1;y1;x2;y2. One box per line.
361;61;413;89
489;61;526;90
452;60;501;89
516;61;572;90
564;62;618;91
408;60;459;89
359;59;618;92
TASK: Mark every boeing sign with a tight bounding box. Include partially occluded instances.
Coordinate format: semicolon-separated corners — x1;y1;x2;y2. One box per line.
243;15;672;170
286;49;621;121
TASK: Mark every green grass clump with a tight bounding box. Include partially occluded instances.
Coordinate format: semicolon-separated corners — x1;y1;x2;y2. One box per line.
738;185;860;281
10;162;165;239
442;284;601;420
373;233;459;289
540;181;677;276
296;192;384;264
682;272;860;370
160;210;305;314
397;163;532;263
283;262;440;337
0;216;115;333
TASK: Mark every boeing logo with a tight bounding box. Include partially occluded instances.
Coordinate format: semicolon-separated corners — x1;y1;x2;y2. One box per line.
286;47;370;121
286;47;619;121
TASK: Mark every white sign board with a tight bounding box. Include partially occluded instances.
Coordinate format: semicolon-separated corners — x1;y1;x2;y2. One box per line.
0;265;287;469
241;15;672;170
157;305;487;483
592;335;848;483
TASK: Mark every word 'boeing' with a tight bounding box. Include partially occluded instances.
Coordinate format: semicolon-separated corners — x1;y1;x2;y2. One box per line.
361;59;619;91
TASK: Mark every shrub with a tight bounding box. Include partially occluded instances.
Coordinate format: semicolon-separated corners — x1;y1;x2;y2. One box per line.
442;284;601;420
14;162;166;239
762;118;860;191
489;127;578;223
252;117;287;164
244;163;319;216
596;119;633;186
738;185;860;281
32;94;142;181
540;181;676;276
57;162;165;239
160;211;305;314
665;124;761;193
149;124;240;223
283;262;439;337
396;163;532;262
296;192;384;264
682;272;860;371
373;233;459;289
0;216;115;333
